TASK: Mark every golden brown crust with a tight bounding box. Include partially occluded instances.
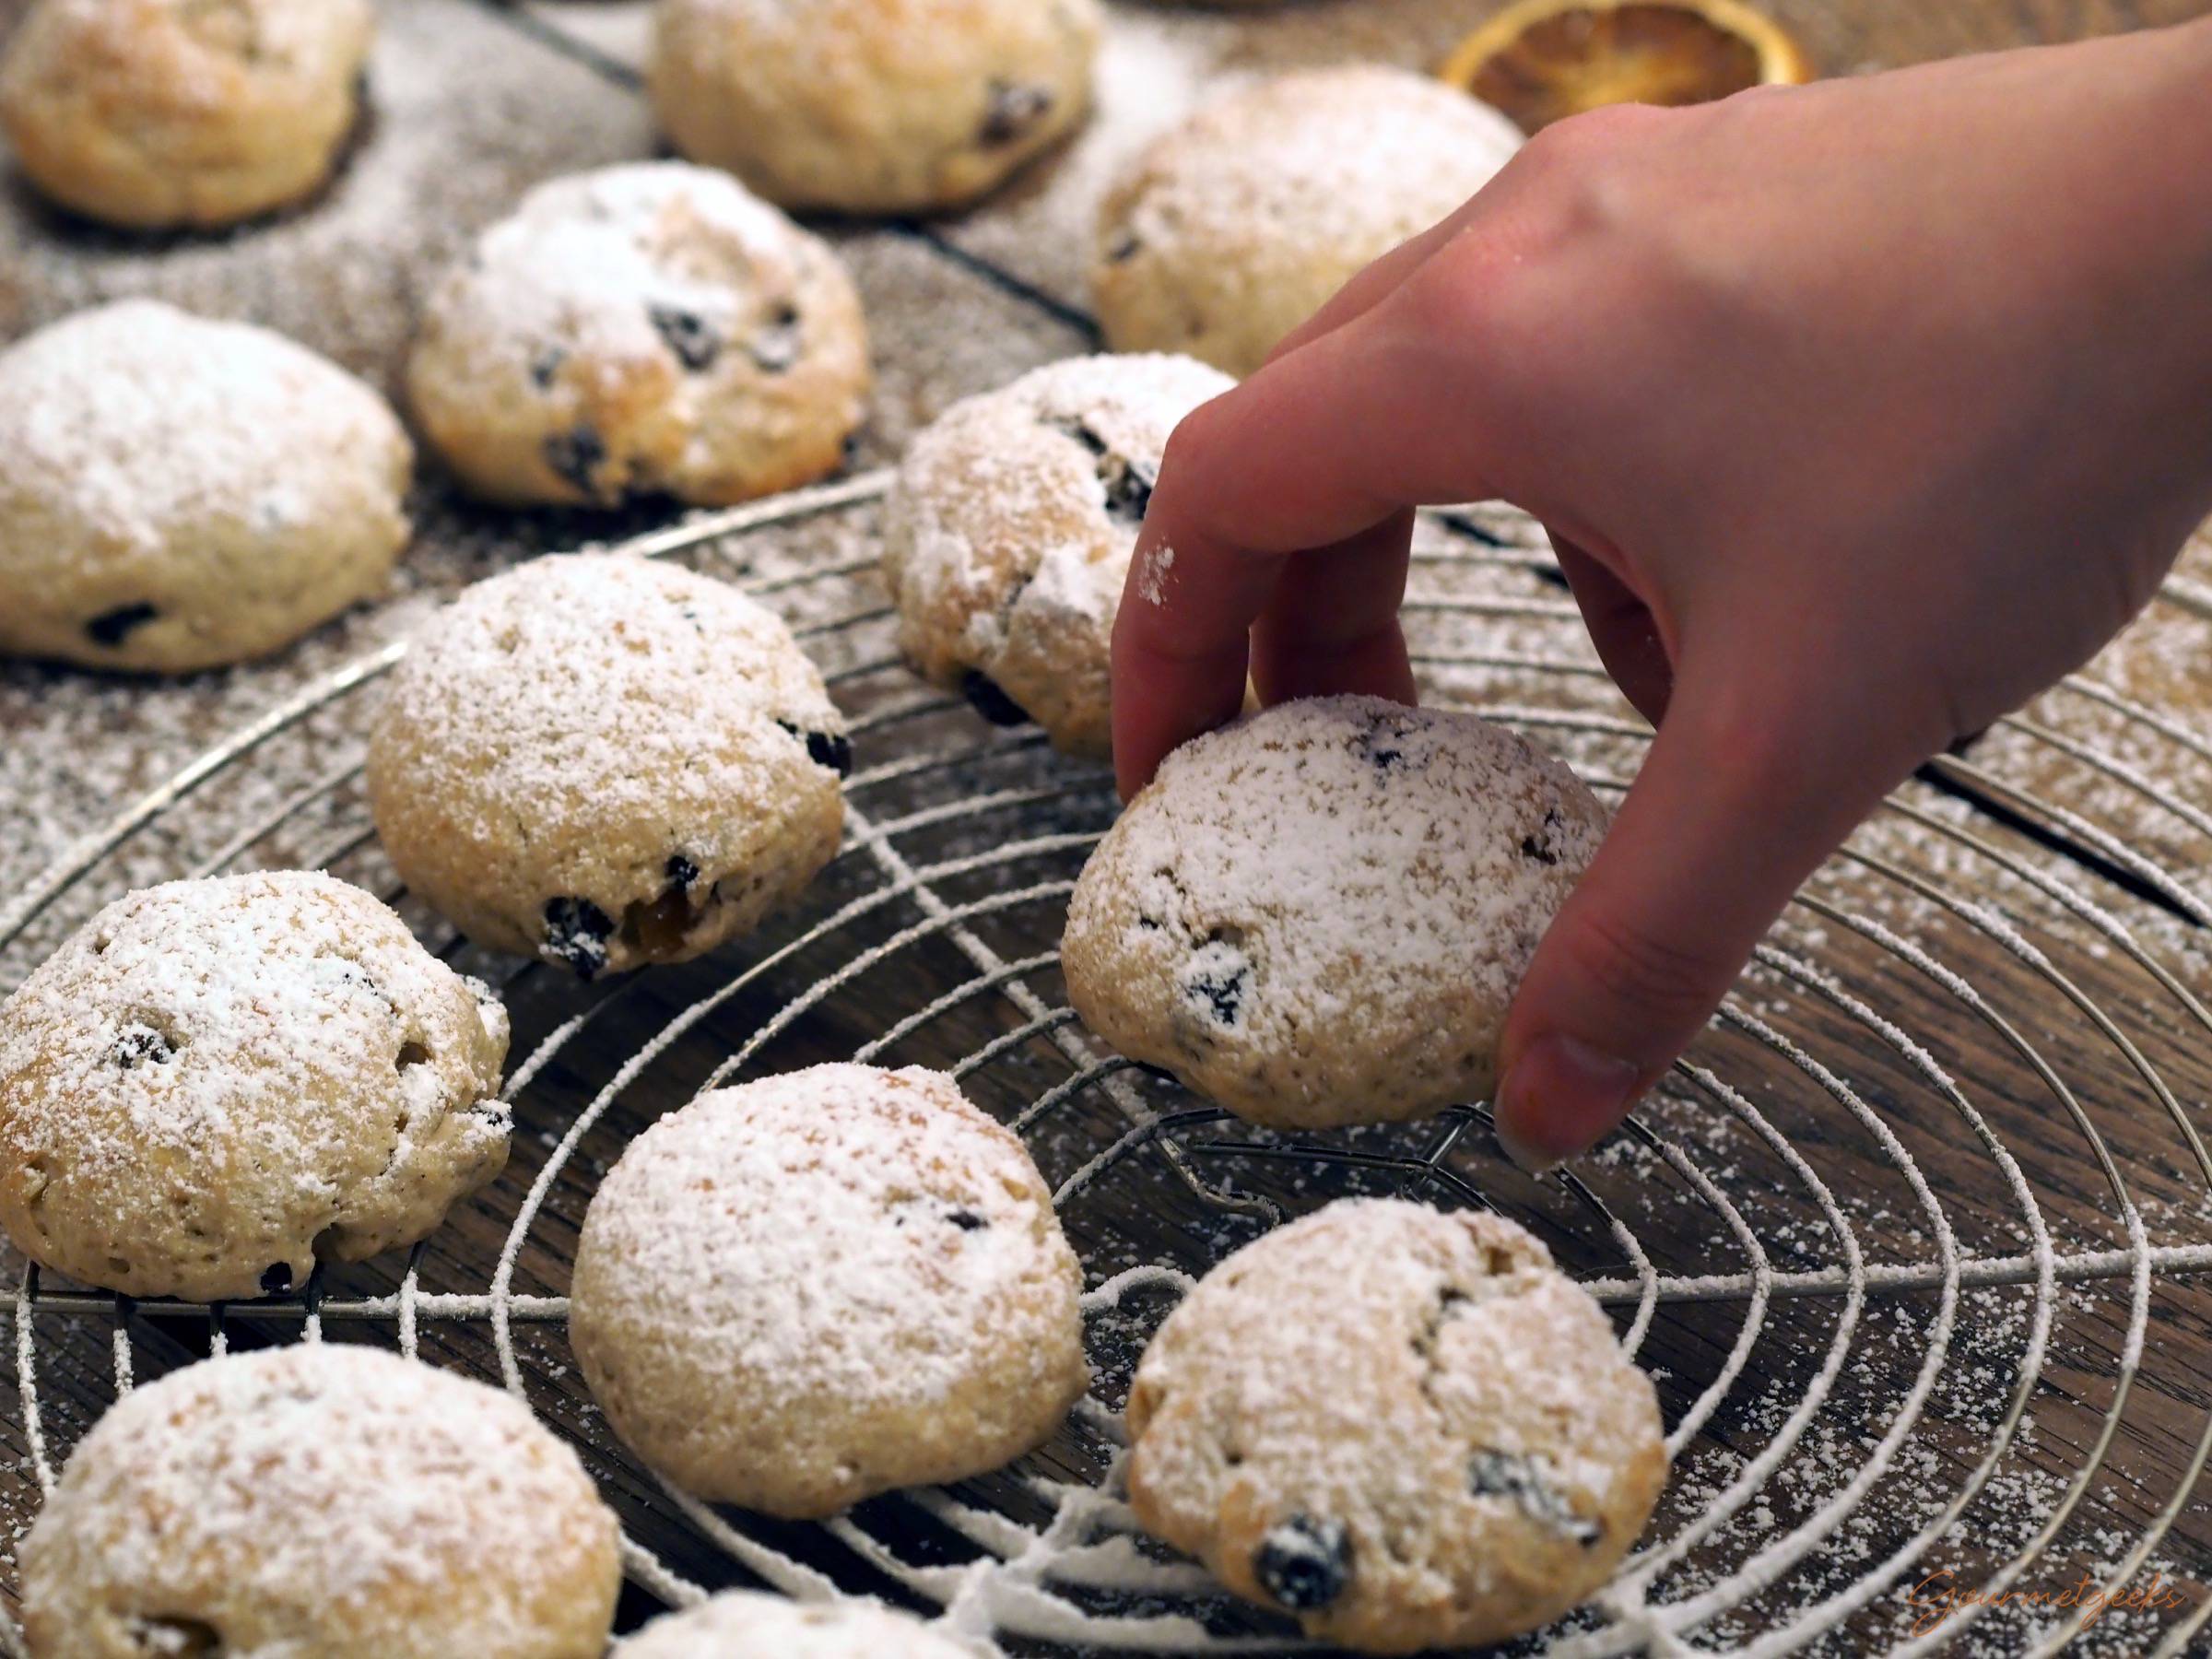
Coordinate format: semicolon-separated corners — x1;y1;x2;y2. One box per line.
649;0;1101;215
0;0;373;229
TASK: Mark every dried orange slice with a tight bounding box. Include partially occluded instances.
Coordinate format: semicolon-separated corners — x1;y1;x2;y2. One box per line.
1438;0;1813;134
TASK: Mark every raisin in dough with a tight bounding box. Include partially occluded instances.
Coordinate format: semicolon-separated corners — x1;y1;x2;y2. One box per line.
569;1065;1088;1518
367;554;849;979
0;300;412;673
622;1592;976;1658
0;0;372;229
20;1345;620;1659
1063;696;1605;1128
882;353;1231;757
649;0;1101;215
0;871;509;1303
1093;66;1523;377
1126;1200;1665;1653
407;162;869;508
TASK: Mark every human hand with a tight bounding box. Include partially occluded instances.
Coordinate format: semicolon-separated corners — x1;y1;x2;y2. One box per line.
1109;19;2212;1169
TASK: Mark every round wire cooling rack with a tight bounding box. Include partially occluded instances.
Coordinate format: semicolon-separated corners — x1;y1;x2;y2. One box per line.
4;475;2212;1656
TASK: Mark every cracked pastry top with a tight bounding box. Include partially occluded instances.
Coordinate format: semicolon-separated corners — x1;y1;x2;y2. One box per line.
0;870;510;1302
1124;1198;1665;1653
881;351;1233;759
0;0;375;229
406;161;869;510
365;552;850;980
0;299;413;675
1063;694;1606;1128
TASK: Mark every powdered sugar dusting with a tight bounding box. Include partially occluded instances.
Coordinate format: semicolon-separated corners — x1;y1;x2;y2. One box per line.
0;869;509;1300
0;299;406;553
888;352;1229;632
19;1344;618;1645
1135;542;1173;606
370;552;842;840
1125;1198;1663;1647
1064;694;1606;1125
573;1064;1082;1411
411;159;849;398
881;352;1228;752
620;1588;978;1657
1106;65;1518;263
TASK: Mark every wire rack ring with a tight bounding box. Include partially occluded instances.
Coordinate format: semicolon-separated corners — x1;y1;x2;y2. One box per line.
3;474;2212;1657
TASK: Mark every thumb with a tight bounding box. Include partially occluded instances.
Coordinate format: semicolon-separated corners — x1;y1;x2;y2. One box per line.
1491;667;1908;1171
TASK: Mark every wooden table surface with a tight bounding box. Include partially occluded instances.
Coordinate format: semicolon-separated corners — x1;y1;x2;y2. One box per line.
3;1;2212;1654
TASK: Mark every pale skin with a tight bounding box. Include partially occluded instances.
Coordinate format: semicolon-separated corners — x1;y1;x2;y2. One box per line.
1110;16;2212;1171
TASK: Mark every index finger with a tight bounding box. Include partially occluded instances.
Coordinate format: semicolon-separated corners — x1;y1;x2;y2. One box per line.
1110;289;1515;796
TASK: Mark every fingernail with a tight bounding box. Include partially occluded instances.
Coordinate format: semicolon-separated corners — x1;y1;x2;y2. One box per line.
1492;1115;1562;1177
1494;1034;1643;1173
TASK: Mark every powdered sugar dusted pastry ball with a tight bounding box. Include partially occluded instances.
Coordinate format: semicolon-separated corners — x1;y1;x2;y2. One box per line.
20;1345;620;1658
622;1592;975;1657
0;0;372;229
1094;66;1523;377
0;871;509;1303
408;162;868;510
569;1064;1088;1518
367;555;848;979
882;352;1231;757
1126;1200;1665;1653
649;0;1101;215
0;300;412;673
1063;696;1604;1128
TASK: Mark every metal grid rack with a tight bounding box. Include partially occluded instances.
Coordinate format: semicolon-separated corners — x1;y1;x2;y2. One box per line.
4;473;2212;1655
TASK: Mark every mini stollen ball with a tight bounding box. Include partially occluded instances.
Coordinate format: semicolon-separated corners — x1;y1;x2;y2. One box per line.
1063;695;1606;1128
568;1064;1088;1518
0;300;412;673
621;1592;976;1657
648;0;1102;215
1093;65;1524;377
407;161;869;508
0;0;373;228
881;352;1232;757
1125;1199;1666;1653
367;554;850;978
0;870;510;1302
20;1345;621;1659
